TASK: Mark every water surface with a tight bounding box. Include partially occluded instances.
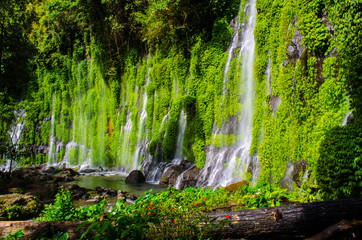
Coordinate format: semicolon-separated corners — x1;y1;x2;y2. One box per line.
69;172;166;197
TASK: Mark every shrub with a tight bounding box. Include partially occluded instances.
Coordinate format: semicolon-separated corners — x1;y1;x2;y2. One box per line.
316;124;362;199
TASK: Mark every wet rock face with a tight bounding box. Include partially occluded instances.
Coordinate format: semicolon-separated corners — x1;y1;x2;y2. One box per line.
158;160;197;188
292;160;308;187
125;170;146;184
159;165;184;188
95;186;117;198
176;166;200;190
0;193;42;220
63;184;90;200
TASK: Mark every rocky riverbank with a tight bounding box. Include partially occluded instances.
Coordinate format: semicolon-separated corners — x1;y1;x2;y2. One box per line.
0;165;138;220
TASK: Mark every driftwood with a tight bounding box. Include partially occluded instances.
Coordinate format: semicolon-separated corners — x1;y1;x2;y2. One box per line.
0;199;361;239
206;199;362;239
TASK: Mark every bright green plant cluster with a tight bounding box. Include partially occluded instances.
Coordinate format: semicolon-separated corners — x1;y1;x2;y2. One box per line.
36;189;107;222
0;230;24;240
231;182;289;209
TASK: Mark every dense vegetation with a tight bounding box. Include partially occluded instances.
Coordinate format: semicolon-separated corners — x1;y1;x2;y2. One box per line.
30;184;312;239
0;0;361;202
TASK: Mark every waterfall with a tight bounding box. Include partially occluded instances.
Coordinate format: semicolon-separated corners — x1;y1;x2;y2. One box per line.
48;94;56;164
222;11;242;101
9;110;26;150
131;69;150;170
198;0;259;188
342;111;352;126
2;110;26;171
118;112;133;171
174;110;187;159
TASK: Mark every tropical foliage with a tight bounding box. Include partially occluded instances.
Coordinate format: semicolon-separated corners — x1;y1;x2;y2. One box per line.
0;0;360;203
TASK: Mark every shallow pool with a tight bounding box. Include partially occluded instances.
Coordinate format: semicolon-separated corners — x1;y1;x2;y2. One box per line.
68;172;166;197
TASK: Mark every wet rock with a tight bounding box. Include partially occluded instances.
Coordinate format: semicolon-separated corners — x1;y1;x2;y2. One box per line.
63;184;90;200
92;196;103;202
158;160;196;188
176;165;200;190
126;194;137;201
287;44;299;60
346;113;354;125
54;175;74;183
159;165;184;188
292;160;308;187
0;193;42;220
79;168;99;174
225;180;249;192
59;168;80;177
125;170;146;184
95;186;117;198
40;174;53;181
117;191;126;201
43;166;57;174
53;168;79;182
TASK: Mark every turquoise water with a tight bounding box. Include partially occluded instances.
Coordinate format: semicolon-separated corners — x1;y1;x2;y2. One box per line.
68;173;166;197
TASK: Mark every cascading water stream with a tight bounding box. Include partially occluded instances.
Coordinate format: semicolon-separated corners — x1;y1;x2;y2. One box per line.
174;110;187;159
48;94;56;164
198;0;259;188
222;12;242;102
131;69;151;170
118;113;133;171
2;110;26;171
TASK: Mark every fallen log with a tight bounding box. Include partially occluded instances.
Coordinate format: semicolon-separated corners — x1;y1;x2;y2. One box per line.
0;199;361;239
0;221;88;240
206;198;362;239
306;220;362;240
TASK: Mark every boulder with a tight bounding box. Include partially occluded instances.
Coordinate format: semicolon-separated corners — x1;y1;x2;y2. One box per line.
125;170;146;184
59;168;80;177
175;166;200;190
79;168;99;174
158;165;183;187
0;193;42;220
126;194;137;201
43;166;57;174
117;191;126;201
63;184;90;200
292;160;308;187
224;180;249;192
95;186;117;198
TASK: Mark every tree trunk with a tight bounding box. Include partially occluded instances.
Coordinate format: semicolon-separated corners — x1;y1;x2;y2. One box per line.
206;199;362;239
1;199;361;240
306;220;362;240
0;221;88;240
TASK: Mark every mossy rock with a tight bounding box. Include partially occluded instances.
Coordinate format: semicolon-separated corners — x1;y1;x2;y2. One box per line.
0;193;42;220
224;180;249;192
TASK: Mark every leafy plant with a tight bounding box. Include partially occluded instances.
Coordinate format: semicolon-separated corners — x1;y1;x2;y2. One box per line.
0;229;24;240
80;191;160;240
316;124;362;199
37;189;76;221
37;189;107;221
231;182;290;209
